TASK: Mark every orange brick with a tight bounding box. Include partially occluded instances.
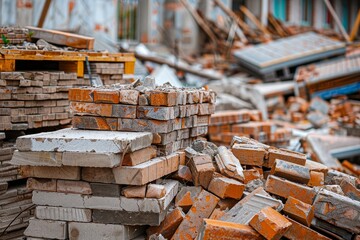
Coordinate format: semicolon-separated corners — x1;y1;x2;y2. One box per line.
68;88;93;102
72;116;117;131
270;159;310;184
249;206;292;240
93;89;119;103
150;91;177;106
284;217;331;240
265;175;317;204
122;146;157;166
243;169;262;184
339;180;360;201
308;171;324;187
188;154;215;188
283;196;314;227
209;209;225;220
147;208;185;239
342;160;360;176
171;190;220;240
175;187;202;213
304;160;328;175
208;175;245;200
232;144;266;166
199;219;263;240
70;102;112;117
264;148;306;168
171;165;193;182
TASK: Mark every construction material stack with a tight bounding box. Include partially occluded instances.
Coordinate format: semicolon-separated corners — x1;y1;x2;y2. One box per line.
10;79;215;239
208;110;292;147
68;79;216;155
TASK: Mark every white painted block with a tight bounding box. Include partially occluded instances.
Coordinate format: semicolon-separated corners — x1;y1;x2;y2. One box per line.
35;206;92;222
16;128;153;153
24;218;67;239
62;152;121;168
68;222;144;240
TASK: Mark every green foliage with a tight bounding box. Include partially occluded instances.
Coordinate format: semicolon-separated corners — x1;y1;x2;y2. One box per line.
1;34;10;46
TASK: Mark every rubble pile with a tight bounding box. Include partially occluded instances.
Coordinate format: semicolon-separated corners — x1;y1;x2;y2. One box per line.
10;105;360;240
0;27;28;46
208;110;292;147
69;79;216;155
271;96;360;135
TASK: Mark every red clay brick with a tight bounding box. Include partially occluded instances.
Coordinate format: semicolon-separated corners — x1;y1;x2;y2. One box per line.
270;159;310;184
199;219;263;240
93;89;119;103
283;196;314;227
249;206;292;240
147;208;185;239
265;175;317;204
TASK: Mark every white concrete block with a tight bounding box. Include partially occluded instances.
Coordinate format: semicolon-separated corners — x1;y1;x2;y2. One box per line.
68;222;144;240
35;206;92;222
24;218;67;239
16;128;153;153
11;150;62;166
62;152;121;168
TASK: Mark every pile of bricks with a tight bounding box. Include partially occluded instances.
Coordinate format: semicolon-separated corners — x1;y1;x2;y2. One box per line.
0;133;32;239
0;71;78;131
11;124;360;240
69;79;216;155
0;27;28;45
271;96;360;135
84;63;132;85
10;128;185;239
208;110;292;147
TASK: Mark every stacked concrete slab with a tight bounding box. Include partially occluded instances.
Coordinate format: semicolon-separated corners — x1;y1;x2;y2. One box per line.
69;79;216;155
10;129;182;239
208;110;291;147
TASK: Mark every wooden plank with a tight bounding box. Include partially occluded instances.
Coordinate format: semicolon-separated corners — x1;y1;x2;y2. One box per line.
240;5;271;41
179;0;219;45
213;0;249;44
350;9;360;42
26;26;95;50
0;59;15;72
323;0;350;42
37;0;52;28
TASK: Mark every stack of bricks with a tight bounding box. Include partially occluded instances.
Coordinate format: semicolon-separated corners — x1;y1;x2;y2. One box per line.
10;128;182;239
208;110;292;147
271;96;360;136
0;132;33;240
83;62;132;85
0;27;28;45
69;80;216;155
0;71;78;131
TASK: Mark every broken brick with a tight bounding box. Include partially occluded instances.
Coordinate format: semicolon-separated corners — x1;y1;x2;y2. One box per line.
188;154;215;188
147;208;185;239
249;206;292;240
283;196;314;227
208;175;245;200
171;190;220;240
231;144;266;166
308;171;324;187
264;148;306;168
270;159;310;184
265;175;317;204
199;219;263;240
284;217;331;240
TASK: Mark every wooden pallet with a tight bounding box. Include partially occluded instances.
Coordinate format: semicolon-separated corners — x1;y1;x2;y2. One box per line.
0;49;135;77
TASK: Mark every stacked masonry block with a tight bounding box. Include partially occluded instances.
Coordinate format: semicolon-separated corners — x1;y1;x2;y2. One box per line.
0;71;78;131
83;63;132;85
208;110;291;147
0;133;33;240
69;85;216;155
0;27;28;45
11;129;181;239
